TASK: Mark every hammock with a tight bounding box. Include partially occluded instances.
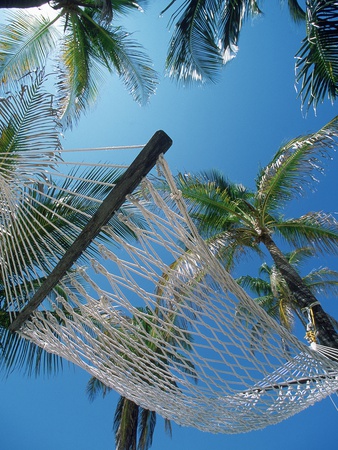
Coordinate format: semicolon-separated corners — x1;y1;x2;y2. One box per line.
2;131;338;433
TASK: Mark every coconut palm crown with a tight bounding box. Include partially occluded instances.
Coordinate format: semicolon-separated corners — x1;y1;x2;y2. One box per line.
237;247;338;333
168;115;338;348
0;0;158;129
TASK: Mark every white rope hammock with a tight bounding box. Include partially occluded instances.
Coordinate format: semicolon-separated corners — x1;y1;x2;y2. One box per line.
2;137;338;433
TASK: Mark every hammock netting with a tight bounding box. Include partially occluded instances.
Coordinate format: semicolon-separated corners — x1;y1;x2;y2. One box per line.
2;138;338;433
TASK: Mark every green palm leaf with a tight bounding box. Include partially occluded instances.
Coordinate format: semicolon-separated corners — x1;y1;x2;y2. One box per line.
114;396;139;450
287;0;306;22
0;69;61;165
0;3;157;129
295;0;338;110
57;10;104;129
0;73;147;377
174;170;253;233
0;326;63;376
3;164;144;279
237;247;338;333
86;375;112;401
109;0;147;15
0;274;84;376
164;0;261;82
58;8;157;128
285;246;315;265
165;0;224;82
256;115;338;216
204;230;262;269
275;212;338;255
162;0;337;111
237;274;272;297
137;408;157;450
0;11;61;91
303;267;338;297
218;0;261;64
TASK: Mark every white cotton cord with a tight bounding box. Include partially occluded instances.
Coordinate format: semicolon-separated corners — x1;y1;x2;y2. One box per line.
3;221;52;315
310;342;338;362
33;168;121;189
329;394;338;412
47;160;129;169
0;182;46;313
28;179;104;207
15;192;76;261
25;187;95;223
58;145;145;153
0;152;60;183
24;189;85;232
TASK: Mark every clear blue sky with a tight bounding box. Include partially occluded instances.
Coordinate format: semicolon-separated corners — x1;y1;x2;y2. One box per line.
1;2;338;449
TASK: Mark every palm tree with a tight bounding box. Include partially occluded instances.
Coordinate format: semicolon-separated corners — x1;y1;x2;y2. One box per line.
0;0;157;129
161;0;338;110
86;306;196;450
87;378;172;450
165;115;338;348
295;0;338;110
237;248;338;334
0;69;144;376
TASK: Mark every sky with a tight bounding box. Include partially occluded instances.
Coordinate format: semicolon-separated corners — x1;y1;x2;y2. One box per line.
1;2;338;450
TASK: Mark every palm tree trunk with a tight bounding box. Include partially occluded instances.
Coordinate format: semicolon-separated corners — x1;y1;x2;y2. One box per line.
261;233;338;349
0;0;47;7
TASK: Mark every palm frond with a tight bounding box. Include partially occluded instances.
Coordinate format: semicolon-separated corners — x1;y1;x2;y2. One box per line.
97;0;146;20
164;418;172;437
295;0;338;110
174;171;253;233
95;0;114;22
275;211;338;255
303;267;338;297
287;0;306;23
205;230;262;268
0;69;61;171
165;0;225;83
58;9;157;128
255;295;280;319
256;115;338;215
0;325;63;376
85;15;157;105
218;0;261;65
285;247;315;266
0;269;86;376
137;408;156;450
57;11;103;129
236;274;272;296
237;272;294;331
258;261;271;277
164;0;261;83
114;396;139;450
61;164;148;240
86;376;112;401
0;11;61;91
